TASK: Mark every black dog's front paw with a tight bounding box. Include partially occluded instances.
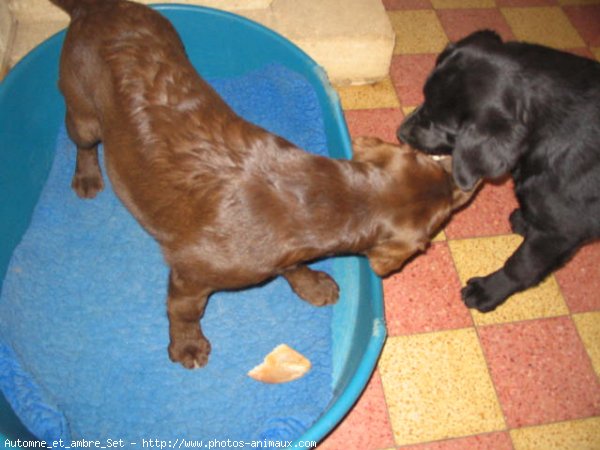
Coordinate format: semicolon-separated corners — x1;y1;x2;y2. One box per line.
462;277;504;313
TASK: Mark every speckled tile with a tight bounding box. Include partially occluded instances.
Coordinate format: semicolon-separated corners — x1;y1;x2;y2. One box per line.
335;77;400;110
573;312;600;377
388;10;448;55
390;54;438;107
563;5;600;47
554;241;600;313
448;235;569;325
444;178;517;240
402;105;418;116
398;432;514;450
496;0;558;5
479;316;600;428
383;0;432;9
317;371;395;450
438;8;516;42
383;242;472;336
344;108;405;143
510;417;600;450
431;0;496;8
432;229;446;242
379;329;505;446
501;7;586;48
558;0;600;5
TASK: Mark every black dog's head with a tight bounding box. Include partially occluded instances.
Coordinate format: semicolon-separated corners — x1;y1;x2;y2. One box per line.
398;30;528;191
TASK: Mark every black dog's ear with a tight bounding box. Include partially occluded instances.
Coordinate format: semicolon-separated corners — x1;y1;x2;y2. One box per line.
436;31;502;71
459;30;503;48
436;42;457;66
452;109;527;190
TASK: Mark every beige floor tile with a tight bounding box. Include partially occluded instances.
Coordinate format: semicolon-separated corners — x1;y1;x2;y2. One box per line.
335;77;400;110
432;0;496;8
573;312;600;377
388;10;448;55
501;7;585;49
402;105;417;116
511;417;600;450
448;235;569;325
433;230;446;242
379;329;505;446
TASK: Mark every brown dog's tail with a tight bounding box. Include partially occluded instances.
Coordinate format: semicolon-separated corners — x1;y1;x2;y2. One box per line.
49;0;115;17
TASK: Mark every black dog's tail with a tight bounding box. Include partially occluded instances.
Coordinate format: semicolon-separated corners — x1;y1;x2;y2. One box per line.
49;0;117;17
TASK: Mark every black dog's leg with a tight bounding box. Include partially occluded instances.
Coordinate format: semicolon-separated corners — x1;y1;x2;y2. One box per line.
462;231;579;312
508;208;528;236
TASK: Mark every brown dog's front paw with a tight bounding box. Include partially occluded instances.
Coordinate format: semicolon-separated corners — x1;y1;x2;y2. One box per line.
168;337;211;369
72;173;104;199
292;270;339;307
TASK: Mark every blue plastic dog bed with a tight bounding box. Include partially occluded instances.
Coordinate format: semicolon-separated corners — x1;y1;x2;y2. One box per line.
0;5;385;446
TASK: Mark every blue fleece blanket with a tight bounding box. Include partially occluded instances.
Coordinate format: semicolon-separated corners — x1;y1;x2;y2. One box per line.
0;64;333;442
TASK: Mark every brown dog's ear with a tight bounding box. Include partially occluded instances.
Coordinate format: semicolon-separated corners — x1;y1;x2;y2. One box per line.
352;136;384;149
367;240;425;277
352;136;389;166
352;136;410;168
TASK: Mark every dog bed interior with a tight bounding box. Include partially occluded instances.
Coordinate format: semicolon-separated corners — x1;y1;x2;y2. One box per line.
0;5;385;446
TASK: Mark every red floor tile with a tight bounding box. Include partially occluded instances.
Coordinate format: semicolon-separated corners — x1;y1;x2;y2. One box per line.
399;431;514;450
383;242;472;336
383;0;432;10
317;371;395;450
445;178;518;239
564;5;600;47
479;316;600;428
390;54;438;108
555;241;600;313
437;8;515;42
344;108;404;143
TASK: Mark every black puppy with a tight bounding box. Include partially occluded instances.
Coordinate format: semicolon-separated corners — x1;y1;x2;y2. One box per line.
398;30;600;312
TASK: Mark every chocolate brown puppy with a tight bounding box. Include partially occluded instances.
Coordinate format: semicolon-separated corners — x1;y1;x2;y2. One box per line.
51;0;475;368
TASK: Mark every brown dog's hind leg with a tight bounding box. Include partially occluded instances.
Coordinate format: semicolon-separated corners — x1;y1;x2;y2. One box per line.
65;109;104;198
283;265;339;307
167;269;212;369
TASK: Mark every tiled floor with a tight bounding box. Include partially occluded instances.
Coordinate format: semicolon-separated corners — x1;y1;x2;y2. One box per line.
320;1;600;449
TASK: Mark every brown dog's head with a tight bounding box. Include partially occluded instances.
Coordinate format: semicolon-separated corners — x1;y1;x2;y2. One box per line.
352;136;478;276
